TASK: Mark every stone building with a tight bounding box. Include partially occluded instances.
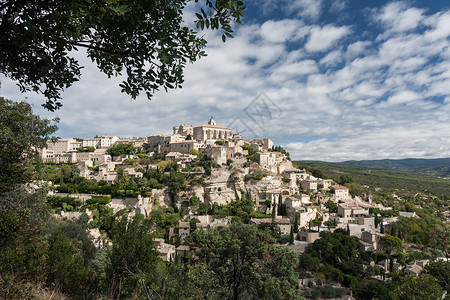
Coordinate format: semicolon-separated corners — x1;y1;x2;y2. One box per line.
173;124;194;137
193;117;232;141
46;138;79;154
82;138;100;148
331;185;350;201
249;217;291;235
169;140;200;154
147;134;183;153
99;135;119;148
301;179;318;191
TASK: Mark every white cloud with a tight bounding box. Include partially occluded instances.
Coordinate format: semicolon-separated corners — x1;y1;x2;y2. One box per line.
319;50;343;67
378;91;421;108
305;25;351;52
346;41;372;59
259;19;304;43
424;11;450;40
290;0;322;20
2;1;450;162
269;59;318;83
374;1;425;33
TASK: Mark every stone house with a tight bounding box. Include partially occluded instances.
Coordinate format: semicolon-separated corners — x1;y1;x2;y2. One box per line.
46;138;79;154
206;145;228;165
147;134;183;153
301;180;318;191
169;221;190;243
337;204;369;218
123;167;143;178
403;260;429;276
251;138;274;151
358;231;386;252
99;135;119;148
165;152;196;163
169;140;200;154
298;231;321;243
331;185;349;201
82;138;101;148
399;211;417;218
249;217;291;235
153;238;176;262
172;124;194;137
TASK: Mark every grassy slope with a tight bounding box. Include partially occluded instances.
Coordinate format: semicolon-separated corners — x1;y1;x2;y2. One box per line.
336;158;450;177
296;161;450;197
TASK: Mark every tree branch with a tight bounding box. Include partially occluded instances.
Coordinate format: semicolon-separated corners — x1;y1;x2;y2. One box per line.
72;41;130;56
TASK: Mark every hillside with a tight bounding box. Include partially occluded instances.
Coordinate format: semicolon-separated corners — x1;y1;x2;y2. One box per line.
295;160;450;197
335;157;450;177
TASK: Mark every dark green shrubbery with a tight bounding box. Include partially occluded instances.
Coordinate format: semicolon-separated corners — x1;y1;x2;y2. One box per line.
47;195;82;210
86;195;111;205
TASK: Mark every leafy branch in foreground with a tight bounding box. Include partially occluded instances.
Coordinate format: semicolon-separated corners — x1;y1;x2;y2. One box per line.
0;0;246;111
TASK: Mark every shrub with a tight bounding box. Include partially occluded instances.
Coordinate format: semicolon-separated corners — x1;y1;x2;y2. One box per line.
47;195;82;209
86;196;111;205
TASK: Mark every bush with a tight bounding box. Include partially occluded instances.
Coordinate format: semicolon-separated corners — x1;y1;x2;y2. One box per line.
282;178;291;183
86;195;111;205
189;195;200;207
47;195;82;210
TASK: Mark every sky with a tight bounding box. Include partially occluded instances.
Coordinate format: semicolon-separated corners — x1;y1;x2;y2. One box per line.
2;0;450;162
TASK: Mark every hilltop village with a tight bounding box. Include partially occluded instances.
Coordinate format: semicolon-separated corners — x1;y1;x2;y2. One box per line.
3;113;447;299
39;118;408;259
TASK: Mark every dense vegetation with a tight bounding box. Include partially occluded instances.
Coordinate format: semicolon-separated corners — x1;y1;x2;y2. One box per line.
297;160;450;198
337;157;450;177
1;98;449;299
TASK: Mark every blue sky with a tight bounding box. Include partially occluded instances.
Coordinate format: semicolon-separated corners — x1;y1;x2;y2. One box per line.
2;0;450;161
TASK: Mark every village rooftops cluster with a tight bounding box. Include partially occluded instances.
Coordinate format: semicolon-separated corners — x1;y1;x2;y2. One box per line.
39;118;413;273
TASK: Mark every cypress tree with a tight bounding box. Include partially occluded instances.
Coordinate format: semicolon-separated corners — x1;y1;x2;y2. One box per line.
289;226;294;244
271;201;276;222
278;194;283;216
294;214;299;233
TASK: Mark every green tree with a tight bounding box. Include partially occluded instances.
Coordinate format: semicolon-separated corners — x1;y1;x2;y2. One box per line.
294;214;299;233
189;148;200;156
0;189;49;278
187;223;299;299
277;194;283;215
0;0;246;110
106;142;135;157
312;217;322;231
324;200;337;213
392;274;444;300
0;97;58;194
311;168;326;179
166;171;187;199
424;260;450;293
107;213;159;299
338;174;353;185
305;229;358;266
289;226;294;244
46;218;99;299
379;235;403;255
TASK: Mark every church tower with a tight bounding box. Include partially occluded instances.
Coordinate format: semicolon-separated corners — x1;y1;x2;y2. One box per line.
208;116;216;126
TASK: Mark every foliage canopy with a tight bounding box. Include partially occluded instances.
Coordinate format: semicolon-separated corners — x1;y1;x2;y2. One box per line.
0;0;245;111
0;97;58;194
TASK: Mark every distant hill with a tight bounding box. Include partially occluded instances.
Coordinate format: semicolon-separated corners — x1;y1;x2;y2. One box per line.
295;160;450;197
335;158;450;177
